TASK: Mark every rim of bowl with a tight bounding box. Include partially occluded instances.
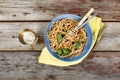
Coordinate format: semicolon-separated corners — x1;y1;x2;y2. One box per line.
44;14;93;62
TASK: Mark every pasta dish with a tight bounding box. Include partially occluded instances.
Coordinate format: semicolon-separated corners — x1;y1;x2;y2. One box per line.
48;19;87;58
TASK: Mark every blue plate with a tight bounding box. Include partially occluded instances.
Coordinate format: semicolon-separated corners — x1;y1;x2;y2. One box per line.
44;14;93;62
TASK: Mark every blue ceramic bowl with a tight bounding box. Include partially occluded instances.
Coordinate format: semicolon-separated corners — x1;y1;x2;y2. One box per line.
44;14;93;62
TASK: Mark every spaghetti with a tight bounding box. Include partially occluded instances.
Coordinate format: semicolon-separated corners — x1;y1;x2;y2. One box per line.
48;19;87;58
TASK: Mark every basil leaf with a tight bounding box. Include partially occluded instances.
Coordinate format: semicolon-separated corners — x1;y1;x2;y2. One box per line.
56;49;63;55
56;48;71;56
72;41;81;51
57;33;62;43
62;48;71;55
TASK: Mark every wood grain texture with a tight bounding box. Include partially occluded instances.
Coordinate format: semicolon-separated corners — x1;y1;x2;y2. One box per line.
0;52;119;80
0;0;119;80
0;22;119;51
0;0;119;21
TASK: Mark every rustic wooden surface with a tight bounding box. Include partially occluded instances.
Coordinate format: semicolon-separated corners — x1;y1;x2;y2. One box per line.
0;52;120;80
0;0;120;80
0;0;119;21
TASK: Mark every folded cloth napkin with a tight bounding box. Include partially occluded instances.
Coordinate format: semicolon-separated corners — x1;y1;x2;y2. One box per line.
38;16;105;66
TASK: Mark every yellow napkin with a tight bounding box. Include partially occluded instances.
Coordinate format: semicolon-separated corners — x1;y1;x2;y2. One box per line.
38;17;105;66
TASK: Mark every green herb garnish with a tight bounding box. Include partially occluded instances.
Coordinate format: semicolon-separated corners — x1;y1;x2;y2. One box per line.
72;41;81;51
62;48;71;55
56;49;63;55
57;33;62;43
56;48;71;56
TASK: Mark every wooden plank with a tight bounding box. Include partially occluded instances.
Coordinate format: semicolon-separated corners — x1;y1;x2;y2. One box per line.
0;0;119;21
0;52;119;80
0;22;119;51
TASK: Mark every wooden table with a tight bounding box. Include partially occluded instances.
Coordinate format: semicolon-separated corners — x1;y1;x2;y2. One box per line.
0;0;120;80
